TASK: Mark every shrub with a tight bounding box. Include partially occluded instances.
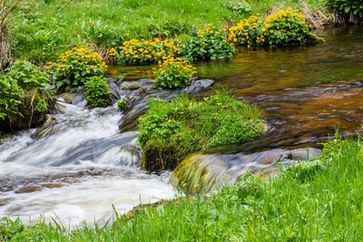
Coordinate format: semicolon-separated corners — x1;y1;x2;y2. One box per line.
262;8;316;47
178;26;235;61
0;75;23;120
84;76;113;108
0;60;53;132
228;15;264;47
48;47;107;89
7;60;49;89
327;0;363;25
138;91;264;172
229;9;320;48
119;38;177;65
154;57;196;89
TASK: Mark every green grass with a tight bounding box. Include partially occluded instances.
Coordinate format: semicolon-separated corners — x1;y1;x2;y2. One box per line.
138;90;264;172
1;137;362;241
10;0;328;63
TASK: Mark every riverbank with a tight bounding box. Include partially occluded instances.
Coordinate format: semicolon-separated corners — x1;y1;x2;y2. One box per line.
12;0;329;63
1;138;362;241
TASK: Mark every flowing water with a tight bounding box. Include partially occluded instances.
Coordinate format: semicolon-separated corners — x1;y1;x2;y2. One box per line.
1;27;363;226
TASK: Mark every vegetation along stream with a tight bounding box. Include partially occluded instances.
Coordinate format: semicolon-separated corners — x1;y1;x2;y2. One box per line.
0;26;361;228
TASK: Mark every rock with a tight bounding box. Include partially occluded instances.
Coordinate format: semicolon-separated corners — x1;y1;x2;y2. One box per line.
120;81;142;90
31;116;58;139
183;79;215;93
59;92;76;104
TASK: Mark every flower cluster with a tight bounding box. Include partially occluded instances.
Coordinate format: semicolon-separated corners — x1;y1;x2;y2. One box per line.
154;57;196;89
119;38;177;65
106;47;120;64
262;8;311;47
228;15;264;48
47;47;107;88
229;9;315;48
178;25;235;61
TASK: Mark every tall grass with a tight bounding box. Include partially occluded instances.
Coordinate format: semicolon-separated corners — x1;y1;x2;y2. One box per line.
11;0;328;63
1;138;362;241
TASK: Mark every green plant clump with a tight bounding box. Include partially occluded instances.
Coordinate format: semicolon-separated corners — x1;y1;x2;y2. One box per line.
178;26;235;61
0;60;52;132
138;91;264;172
327;0;363;24
117;98;128;111
229;8;320;48
84;76;113;108
48;47;107;89
154;57;196;89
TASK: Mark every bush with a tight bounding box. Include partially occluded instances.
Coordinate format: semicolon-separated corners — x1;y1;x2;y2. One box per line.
119;38;177;65
0;60;53;132
154;57;196;89
47;47;107;89
327;0;363;25
228;15;264;47
0;75;23;120
178;26;235;61
84;76;113;108
138;91;264;172
262;8;315;47
228;9;319;48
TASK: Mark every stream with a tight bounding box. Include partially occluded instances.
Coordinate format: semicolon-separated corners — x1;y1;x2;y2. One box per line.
1;27;363;227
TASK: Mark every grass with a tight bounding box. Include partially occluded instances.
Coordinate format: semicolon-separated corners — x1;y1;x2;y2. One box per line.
0;137;362;241
138;90;264;172
10;0;329;63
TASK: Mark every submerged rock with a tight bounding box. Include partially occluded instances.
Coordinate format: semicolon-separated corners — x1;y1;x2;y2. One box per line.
172;147;321;194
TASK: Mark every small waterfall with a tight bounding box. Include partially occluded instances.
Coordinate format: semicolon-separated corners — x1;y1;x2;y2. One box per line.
0;101;175;227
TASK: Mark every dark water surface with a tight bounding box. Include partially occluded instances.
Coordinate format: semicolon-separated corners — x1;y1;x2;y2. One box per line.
110;27;363;150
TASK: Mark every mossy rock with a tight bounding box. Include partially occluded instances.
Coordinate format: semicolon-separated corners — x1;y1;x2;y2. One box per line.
138;90;265;173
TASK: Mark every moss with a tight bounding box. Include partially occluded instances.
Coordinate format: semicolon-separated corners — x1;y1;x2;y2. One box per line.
138;90;264;172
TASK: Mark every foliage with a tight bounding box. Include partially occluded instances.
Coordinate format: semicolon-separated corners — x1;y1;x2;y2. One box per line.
327;0;363;24
178;26;235;61
0;75;23;120
138;91;264;172
117;98;128;112
154;57;196;89
47;47;107;89
229;9;319;48
119;38;177;65
0;60;52;131
7;60;49;90
84;76;112;108
228;15;264;47
262;8;316;47
1;139;362;241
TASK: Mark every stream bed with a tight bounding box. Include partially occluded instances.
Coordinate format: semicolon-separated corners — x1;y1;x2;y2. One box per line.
1;27;363;227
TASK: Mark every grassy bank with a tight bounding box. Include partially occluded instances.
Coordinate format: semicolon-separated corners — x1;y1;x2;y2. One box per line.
1;138;362;241
11;0;328;63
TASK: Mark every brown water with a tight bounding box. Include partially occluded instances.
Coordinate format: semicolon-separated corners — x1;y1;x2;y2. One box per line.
110;27;363;150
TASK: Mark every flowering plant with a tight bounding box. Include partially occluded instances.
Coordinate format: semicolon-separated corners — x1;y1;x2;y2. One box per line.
178;25;235;61
262;8;311;47
154;57;196;89
47;47;107;88
119;38;177;65
228;15;264;48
